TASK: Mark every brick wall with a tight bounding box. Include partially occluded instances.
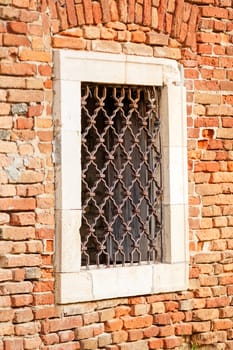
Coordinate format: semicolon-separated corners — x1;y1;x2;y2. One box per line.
0;0;233;349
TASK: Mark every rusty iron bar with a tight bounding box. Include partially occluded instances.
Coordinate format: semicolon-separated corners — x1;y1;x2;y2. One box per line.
80;83;162;268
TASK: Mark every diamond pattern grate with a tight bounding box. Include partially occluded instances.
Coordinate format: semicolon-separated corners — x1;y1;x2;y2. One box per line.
81;83;162;268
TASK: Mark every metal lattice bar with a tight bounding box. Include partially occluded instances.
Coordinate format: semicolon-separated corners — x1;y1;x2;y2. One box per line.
81;83;162;268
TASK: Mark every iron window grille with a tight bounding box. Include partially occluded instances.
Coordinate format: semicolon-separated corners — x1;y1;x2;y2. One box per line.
81;83;162;268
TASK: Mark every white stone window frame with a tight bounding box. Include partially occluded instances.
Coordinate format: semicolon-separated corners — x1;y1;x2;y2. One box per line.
53;50;189;304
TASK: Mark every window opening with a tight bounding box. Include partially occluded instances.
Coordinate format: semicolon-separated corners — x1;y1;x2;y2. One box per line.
81;83;162;268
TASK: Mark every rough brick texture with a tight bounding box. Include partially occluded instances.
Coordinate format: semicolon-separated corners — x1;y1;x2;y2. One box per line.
0;0;233;349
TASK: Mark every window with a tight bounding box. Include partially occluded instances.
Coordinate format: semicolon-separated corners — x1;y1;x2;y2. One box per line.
54;51;188;303
81;83;162;267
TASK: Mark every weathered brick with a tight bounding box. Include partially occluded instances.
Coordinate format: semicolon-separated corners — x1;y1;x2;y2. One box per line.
15;321;40;336
193;308;219;321
0;281;33;295
151;302;165;314
80;338;97;350
192;321;211;333
105;318;123;332
48;316;82;332
0;226;35;240
163;336;182;348
14;308;33;323
19;50;51;62
53;35;86;49
3;33;30;46
98;332;112;347
159;325;175;337
7;89;44;103
0;254;41;268
23;335;42;349
122;315;153;329
119;340;148;350
112;330;128;343
148;338;163;349
4;338;23;350
146;32;168;45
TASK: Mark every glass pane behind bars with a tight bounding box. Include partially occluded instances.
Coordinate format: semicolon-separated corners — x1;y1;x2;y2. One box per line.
81;83;162;268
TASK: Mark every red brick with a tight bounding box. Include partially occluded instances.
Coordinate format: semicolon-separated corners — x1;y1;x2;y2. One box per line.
114;306;130;318
111;330;128;343
159;325;175;337
11;294;33;307
105;319;123;332
171;311;185;322
48;316;83;332
201;6;228;19
0;63;36;76
128;297;146;304
27;105;43;117
146;32;168;45
19;50;51;62
4;338;23;350
157;0;168;31
12;0;29;8
83;0;93;23
135;3;143;23
83;312;99;325
28;24;43;36
143;0;151;26
193;308;219;321
33;292;54;306
0;323;14;336
1;226;35;241
75;4;85;25
1;281;33;295
100;0;111;22
148;338;163;349
33;280;54;292
34;306;59;320
14;308;33;323
52;35;85;49
8;89;44;103
128;0;135;22
59;330;75;342
0;198;35;211
128;329;143;341
131;31;145;43
91;2;102;24
46;0;57;18
122;315;152;329
118;0;127;22
0;309;14;322
185;5;199;49
206;296;230;308
56;4;68;30
0;254;41;268
15;321;40;336
0;269;13;281
219;274;233;285
15;117;33;129
163;337;182;349
7;21;27;33
41;333;59;345
154;313;171;325
65;0;77;26
175;323;192;335
3;33;30;46
23;336;42;349
143;325;159;338
213;319;233;330
192;321;211;333
171;0;184;37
